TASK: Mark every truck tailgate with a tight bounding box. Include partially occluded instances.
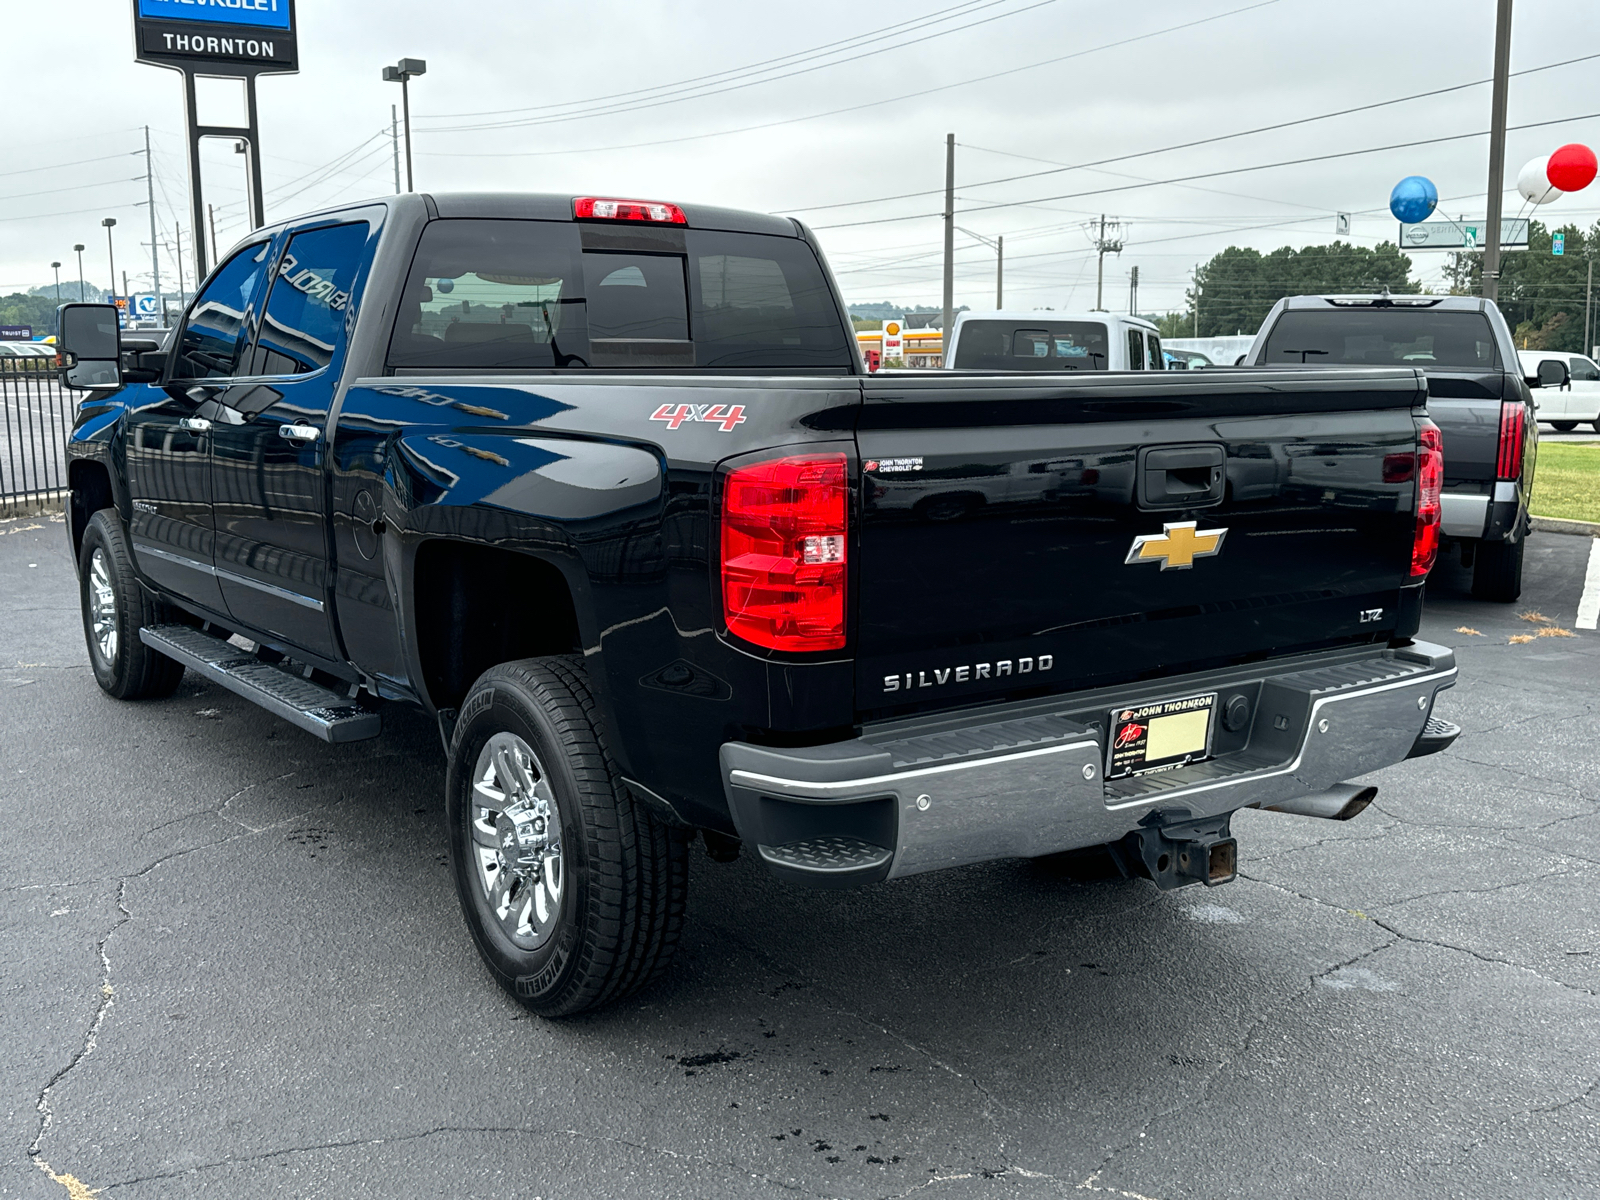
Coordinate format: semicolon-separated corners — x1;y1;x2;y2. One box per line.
855;369;1426;717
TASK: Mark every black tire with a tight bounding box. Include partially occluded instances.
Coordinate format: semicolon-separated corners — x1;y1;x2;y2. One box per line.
445;657;688;1017
78;510;185;700
1552;421;1579;432
1471;537;1525;603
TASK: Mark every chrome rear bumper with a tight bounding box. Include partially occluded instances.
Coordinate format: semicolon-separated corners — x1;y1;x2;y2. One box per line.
720;641;1457;887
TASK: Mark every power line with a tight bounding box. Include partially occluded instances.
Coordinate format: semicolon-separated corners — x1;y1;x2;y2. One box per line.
788;49;1600;216
814;109;1600;229
419;0;1014;121
419;0;1063;134
0;176;143;204
421;0;1279;157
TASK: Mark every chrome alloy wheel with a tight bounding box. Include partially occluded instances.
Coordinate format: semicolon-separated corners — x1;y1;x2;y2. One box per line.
471;732;565;950
88;547;118;664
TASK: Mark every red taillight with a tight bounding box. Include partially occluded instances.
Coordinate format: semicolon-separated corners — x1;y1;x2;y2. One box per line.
572;196;687;225
721;453;848;652
1495;400;1527;480
1411;419;1444;578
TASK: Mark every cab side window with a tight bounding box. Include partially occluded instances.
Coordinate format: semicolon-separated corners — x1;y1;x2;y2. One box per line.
252;223;370;376
1127;328;1145;370
174;242;271;379
1569;356;1599;382
1146;333;1164;370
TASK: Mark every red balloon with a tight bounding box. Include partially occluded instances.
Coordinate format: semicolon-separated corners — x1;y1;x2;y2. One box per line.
1547;143;1598;192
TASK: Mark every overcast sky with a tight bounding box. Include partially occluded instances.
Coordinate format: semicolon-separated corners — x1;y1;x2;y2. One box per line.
5;0;1598;319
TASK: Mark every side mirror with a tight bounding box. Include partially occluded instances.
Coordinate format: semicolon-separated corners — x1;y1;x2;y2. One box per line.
56;303;122;390
1529;358;1571;390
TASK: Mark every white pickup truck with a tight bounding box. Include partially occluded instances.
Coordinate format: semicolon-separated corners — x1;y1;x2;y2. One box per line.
944;310;1164;371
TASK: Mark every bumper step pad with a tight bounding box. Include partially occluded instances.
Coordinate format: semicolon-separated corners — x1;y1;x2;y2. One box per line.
758;836;893;874
140;624;380;743
1407;714;1462;759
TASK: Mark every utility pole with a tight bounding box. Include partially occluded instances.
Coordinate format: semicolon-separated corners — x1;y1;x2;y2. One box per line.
1580;256;1593;360
1089;215;1124;311
942;133;955;339
1193;264;1201;336
208;204;220;265
74;244;85;301
1128;265;1139;315
1482;0;1513;302
173;225;187;321
102;218;118;302
391;104;402;195
383;59;427;192
142;125;162;325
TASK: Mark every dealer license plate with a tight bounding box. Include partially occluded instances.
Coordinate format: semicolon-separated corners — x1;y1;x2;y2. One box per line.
1106;693;1217;779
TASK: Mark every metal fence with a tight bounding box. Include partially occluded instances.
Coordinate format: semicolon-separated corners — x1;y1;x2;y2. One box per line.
0;358;73;517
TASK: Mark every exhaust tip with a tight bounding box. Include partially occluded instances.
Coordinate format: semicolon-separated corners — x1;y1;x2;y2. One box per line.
1334;786;1378;822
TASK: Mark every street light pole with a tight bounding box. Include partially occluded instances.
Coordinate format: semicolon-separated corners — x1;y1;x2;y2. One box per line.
941;133;955;339
1482;0;1514;302
74;245;86;302
956;227;1004;309
51;262;61;303
383;59;427;192
102;218;118;303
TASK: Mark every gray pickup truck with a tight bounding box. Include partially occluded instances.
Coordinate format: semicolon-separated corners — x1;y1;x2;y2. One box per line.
1245;294;1556;602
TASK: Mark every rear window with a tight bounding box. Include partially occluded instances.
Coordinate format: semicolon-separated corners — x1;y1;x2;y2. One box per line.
1260;309;1502;369
387;219;852;372
952;320;1110;370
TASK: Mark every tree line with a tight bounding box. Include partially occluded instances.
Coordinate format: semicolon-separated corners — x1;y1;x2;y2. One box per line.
1155;222;1600;353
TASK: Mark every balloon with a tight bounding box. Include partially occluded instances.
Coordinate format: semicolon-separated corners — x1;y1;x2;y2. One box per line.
1389;176;1438;224
1547;143;1598;193
1517;157;1563;205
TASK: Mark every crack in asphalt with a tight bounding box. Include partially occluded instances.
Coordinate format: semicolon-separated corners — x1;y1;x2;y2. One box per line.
25;784;356;1188
1079;903;1395;1196
95;1125;853;1199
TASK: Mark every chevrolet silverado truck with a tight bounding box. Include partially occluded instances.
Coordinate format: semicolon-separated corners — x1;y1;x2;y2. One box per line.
1244;294;1555;602
56;192;1460;1016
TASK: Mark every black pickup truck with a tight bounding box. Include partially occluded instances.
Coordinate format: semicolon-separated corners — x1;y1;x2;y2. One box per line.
1244;294;1552;602
57;192;1459;1016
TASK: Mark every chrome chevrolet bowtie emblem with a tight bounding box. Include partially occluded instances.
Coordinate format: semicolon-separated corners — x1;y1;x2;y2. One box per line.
1126;521;1228;570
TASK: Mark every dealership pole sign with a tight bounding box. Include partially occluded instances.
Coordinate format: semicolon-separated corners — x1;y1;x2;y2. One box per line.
131;0;298;279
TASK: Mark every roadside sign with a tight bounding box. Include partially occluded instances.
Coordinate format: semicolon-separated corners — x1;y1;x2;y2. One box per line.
882;320;904;360
1399;218;1529;250
1553;232;1566;257
132;0;298;74
0;325;32;340
1335;212;1352;236
130;294;162;318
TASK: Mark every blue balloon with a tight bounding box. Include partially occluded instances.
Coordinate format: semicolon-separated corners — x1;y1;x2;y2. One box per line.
1389;176;1439;224
436;277;455;294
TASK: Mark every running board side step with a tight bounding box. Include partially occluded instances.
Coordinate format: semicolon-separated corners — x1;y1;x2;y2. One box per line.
140;624;381;743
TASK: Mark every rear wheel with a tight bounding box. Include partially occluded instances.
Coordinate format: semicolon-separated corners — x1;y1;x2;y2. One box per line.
1552;420;1579;432
445;657;688;1016
78;510;185;700
1471;537;1525;603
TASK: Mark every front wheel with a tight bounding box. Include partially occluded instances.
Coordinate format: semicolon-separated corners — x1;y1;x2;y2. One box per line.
445;657;688;1017
78;510;185;700
1471;537;1525;603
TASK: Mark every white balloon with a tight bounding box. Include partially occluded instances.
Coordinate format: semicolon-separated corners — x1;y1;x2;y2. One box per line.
1517;155;1564;205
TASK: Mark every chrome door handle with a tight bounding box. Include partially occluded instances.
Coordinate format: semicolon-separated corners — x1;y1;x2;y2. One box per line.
180;417;212;432
278;423;321;443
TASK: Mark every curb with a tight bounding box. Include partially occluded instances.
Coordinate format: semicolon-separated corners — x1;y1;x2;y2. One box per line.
1531;515;1600;537
0;490;67;518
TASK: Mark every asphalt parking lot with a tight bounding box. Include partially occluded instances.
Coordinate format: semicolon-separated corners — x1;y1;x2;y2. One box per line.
2;515;1597;1200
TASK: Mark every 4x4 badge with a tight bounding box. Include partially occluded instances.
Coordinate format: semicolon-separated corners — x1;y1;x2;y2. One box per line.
1126;521;1228;570
650;403;747;432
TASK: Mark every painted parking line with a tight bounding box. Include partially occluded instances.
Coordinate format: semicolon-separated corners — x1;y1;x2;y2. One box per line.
1579;538;1600;631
